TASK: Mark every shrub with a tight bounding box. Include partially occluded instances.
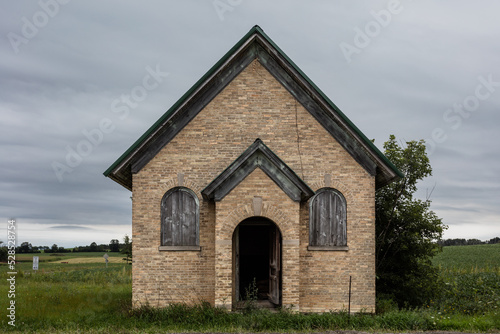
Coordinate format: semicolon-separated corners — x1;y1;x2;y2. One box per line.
376;294;399;314
430;272;500;315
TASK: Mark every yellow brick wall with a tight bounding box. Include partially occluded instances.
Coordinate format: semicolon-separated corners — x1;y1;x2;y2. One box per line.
131;59;375;312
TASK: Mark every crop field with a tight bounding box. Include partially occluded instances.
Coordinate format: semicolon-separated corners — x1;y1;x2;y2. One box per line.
430;243;500;316
0;245;498;333
433;243;500;272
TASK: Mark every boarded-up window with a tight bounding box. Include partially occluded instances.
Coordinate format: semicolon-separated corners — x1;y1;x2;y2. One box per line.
161;187;199;246
309;188;347;247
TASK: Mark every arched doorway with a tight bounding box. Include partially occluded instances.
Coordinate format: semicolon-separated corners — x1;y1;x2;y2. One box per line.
232;217;282;308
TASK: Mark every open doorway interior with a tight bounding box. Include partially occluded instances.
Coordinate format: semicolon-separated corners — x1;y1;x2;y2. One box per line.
239;223;270;300
234;217;281;306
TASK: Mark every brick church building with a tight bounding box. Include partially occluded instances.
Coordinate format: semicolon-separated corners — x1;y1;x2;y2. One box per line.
104;25;401;312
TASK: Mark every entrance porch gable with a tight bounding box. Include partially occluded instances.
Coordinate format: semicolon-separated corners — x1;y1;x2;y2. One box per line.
213;168;300;310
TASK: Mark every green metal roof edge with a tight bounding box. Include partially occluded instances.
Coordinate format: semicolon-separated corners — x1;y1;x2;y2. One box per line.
104;25;402;180
253;27;403;179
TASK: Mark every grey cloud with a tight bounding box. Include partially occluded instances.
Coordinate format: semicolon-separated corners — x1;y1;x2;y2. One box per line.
50;225;95;230
1;0;499;247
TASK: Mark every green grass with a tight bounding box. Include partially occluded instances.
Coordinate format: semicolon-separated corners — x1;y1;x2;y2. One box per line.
429;243;500;316
433;243;500;272
123;304;499;332
15;251;124;262
0;244;498;332
0;263;131;333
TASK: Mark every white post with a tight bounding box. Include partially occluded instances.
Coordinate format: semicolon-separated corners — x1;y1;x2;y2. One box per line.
33;256;39;272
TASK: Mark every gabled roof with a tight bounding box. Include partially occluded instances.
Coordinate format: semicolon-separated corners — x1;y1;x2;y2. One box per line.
202;139;315;202
104;25;402;190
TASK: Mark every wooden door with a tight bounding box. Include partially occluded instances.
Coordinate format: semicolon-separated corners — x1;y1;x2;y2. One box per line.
268;225;280;305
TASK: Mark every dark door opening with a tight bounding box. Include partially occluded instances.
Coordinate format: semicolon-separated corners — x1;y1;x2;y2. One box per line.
233;217;281;306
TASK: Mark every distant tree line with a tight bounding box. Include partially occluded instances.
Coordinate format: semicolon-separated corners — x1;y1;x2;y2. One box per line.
0;236;132;263
0;239;127;257
73;241;115;253
439;237;500;246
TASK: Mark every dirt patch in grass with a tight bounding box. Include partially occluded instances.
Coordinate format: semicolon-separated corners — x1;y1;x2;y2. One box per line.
53;257;127;264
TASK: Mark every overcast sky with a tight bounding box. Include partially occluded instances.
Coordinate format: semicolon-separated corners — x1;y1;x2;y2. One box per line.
1;1;499;248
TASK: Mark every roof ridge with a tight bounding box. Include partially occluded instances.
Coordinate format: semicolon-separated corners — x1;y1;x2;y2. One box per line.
104;25;402;190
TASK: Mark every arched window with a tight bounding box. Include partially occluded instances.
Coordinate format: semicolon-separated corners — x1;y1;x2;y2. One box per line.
309;188;347;247
161;187;199;246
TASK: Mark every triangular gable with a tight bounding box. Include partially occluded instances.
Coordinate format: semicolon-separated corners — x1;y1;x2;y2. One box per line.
201;139;314;202
104;25;402;190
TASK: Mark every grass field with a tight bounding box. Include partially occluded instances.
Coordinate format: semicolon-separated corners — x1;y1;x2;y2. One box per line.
430;243;500;316
0;245;498;333
14;251;124;262
433;243;500;272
